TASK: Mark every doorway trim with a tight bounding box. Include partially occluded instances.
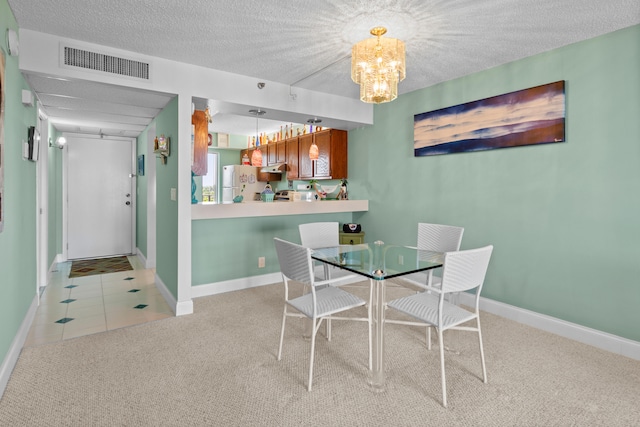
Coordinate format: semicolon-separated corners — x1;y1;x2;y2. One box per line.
36;107;49;294
61;133;136;261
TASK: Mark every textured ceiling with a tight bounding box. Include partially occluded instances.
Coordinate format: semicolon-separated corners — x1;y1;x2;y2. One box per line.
7;0;640;138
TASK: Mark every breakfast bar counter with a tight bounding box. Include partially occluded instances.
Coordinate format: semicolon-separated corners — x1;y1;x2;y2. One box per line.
191;199;369;220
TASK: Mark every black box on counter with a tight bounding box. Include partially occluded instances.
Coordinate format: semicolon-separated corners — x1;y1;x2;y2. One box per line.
342;224;362;233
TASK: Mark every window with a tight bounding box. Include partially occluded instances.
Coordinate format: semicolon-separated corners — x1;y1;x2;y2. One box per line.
202;152;218;203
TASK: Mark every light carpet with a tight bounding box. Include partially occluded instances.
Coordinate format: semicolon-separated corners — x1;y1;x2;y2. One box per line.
0;283;638;426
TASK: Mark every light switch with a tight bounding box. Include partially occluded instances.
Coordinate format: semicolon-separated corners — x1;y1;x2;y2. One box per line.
22;90;33;107
170;188;177;201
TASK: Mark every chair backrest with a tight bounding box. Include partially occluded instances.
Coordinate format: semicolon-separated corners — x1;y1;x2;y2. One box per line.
440;245;493;294
417;223;464;253
274;238;314;286
299;222;339;249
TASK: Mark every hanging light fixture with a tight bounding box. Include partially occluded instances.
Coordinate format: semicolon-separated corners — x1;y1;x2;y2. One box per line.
351;26;406;104
307;118;322;160
249;109;265;167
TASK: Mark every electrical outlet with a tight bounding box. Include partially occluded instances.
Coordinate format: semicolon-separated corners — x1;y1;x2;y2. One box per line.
170;188;177;201
258;257;265;268
398;255;404;265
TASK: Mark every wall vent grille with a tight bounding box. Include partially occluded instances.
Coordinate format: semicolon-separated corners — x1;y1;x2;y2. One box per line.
63;47;149;80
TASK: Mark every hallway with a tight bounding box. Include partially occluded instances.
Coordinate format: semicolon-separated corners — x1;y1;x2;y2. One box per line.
25;256;173;346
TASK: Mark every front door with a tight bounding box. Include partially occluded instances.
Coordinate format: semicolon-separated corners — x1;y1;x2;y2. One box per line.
66;136;134;259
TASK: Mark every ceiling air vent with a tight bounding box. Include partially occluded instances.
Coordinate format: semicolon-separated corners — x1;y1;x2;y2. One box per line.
63;46;149;80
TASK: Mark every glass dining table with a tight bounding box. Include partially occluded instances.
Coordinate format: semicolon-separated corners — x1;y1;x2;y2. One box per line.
311;241;444;391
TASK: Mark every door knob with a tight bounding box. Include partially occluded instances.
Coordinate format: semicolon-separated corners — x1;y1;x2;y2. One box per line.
125;201;131;206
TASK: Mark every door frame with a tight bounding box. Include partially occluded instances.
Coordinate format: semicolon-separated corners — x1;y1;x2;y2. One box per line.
61;133;136;261
144;123;157;268
36;107;49;295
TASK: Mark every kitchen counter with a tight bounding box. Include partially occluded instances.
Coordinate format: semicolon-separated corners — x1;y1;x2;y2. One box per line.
191;199;369;220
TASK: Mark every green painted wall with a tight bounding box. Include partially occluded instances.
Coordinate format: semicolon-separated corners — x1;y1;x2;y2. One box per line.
348;25;640;341
136;127;149;258
192;212;354;285
0;0;38;366
154;97;179;298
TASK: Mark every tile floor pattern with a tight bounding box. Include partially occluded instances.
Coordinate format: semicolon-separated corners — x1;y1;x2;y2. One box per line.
25;256;174;347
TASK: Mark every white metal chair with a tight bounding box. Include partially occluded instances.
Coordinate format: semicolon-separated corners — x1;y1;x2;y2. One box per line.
274;238;372;391
299;222;340;281
387;245;493;407
386;223;464;345
299;222;371;350
401;223;465;291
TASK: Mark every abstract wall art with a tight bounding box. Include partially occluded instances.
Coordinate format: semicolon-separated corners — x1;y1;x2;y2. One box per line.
414;81;565;157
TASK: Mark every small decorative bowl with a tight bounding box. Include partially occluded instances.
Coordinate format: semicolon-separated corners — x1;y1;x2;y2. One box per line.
233;195;243;203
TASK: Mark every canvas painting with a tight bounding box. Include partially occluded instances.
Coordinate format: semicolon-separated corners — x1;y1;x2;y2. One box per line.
414;81;565;157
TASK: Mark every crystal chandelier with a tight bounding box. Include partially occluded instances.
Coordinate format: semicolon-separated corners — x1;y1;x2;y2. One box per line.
351;27;406;104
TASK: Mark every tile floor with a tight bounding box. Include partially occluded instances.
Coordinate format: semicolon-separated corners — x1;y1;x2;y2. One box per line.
25;256;174;347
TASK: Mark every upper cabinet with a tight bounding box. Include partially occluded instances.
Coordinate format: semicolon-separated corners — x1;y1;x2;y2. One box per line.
239;147;281;182
192;110;208;176
298;129;347;180
267;141;287;166
239;128;348;181
286;137;299;179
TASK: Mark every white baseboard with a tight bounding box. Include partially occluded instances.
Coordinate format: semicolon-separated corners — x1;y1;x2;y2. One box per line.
154;273;192;316
0;296;38;399
457;293;640;361
191;272;283;298
136;248;155;269
135;248;147;269
191;265;364;299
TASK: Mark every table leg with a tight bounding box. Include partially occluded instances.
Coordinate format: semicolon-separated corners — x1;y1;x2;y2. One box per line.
369;278;386;391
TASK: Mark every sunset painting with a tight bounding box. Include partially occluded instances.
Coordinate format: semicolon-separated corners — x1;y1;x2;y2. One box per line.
414;81;565;156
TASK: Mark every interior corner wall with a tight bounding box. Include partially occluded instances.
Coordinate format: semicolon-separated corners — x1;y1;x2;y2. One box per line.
348;24;640;342
0;0;39;378
136;128;149;258
154;96;179;299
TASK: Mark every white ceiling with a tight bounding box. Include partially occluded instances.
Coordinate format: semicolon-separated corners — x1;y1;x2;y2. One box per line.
7;0;640;138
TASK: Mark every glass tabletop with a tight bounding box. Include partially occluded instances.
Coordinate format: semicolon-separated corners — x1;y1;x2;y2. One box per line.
311;241;443;280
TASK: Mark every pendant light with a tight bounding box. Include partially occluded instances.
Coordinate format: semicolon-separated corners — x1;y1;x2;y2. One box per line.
307;117;322;160
249;109;265;166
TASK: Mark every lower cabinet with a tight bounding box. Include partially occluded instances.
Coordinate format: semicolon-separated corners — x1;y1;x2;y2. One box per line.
339;232;365;245
339;231;365;267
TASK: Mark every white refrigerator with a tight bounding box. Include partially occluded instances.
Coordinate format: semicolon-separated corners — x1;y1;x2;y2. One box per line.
222;165;263;203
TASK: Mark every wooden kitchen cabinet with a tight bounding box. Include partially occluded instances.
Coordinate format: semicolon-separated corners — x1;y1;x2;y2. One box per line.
192;110;208;176
267;141;286;166
239;147;281;182
298;129;348;180
286;137;299;179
